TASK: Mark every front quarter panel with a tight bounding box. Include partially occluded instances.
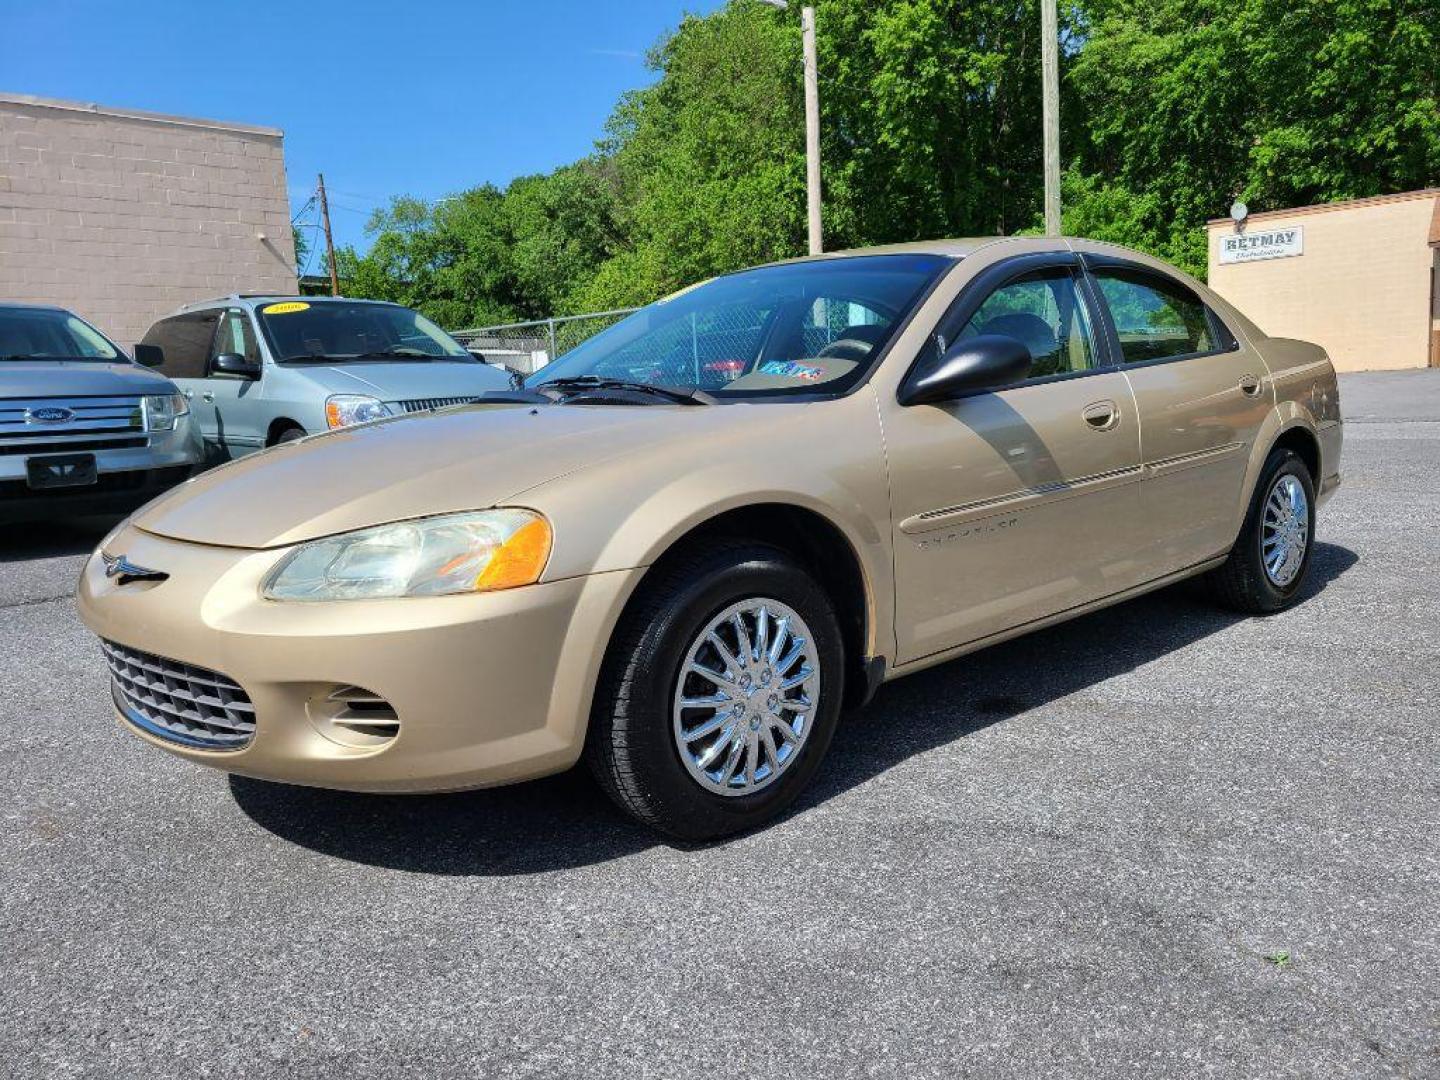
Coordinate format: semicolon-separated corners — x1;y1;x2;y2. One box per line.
520;392;896;662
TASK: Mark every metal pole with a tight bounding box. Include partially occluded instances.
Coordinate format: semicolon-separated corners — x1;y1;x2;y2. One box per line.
801;6;823;255
546;318;557;363
1040;0;1062;237
317;173;340;296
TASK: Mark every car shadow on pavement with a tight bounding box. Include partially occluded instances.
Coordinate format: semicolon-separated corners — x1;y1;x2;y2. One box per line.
0;515;121;561
230;541;1359;876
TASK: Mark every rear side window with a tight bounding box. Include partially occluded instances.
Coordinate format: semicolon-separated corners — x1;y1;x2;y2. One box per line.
1092;268;1216;364
141;312;218;379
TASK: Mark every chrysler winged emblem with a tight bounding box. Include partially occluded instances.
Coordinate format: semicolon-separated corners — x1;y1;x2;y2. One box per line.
101;552;166;583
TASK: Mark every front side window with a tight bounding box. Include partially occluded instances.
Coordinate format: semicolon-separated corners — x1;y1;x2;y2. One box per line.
532;254;950;397
140;311;218;380
209;309;261;371
0;307;122;361
1093;268;1216;364
958;268;1097;378
255;301;473;362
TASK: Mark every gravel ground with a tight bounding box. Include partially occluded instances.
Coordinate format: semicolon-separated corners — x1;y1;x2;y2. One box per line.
1;372;1436;1079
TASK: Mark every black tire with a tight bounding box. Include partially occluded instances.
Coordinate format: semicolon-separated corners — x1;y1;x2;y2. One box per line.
1206;447;1316;614
273;426;306;445
585;540;845;841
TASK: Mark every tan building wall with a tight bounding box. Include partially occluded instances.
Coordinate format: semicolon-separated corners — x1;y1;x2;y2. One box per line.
0;92;297;348
1206;189;1440;372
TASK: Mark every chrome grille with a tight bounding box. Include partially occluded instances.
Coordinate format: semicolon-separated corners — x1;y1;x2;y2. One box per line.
0;396;147;452
102;640;255;751
393;396;478;414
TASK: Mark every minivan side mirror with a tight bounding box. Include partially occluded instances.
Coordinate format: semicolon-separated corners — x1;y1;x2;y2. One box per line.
898;334;1033;406
213;353;262;379
133;343;164;368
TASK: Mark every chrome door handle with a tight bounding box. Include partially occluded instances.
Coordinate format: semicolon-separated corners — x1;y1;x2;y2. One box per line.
182;389;193;399
201;392;214;403
1239;373;1263;397
1082;400;1120;432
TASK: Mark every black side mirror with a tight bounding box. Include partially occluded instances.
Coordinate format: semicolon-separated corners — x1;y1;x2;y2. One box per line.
898;334;1033;406
213;353;262;379
133;343;164;368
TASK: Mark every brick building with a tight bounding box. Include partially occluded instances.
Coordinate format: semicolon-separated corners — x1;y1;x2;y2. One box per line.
1206;189;1440;372
0;92;297;347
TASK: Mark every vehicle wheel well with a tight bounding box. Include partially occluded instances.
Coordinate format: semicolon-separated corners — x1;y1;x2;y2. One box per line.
266;418;305;445
635;504;873;709
1272;426;1320;481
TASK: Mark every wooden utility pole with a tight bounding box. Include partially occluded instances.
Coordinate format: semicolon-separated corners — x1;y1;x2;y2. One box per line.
1040;0;1062;236
801;5;823;255
317;173;339;296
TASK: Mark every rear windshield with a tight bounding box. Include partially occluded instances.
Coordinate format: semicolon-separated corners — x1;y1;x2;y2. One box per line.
532;253;951;398
0;307;122;361
255;301;474;362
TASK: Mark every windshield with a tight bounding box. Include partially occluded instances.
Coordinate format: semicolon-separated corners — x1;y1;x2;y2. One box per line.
255;301;475;362
530;254;950;398
0;307;122;361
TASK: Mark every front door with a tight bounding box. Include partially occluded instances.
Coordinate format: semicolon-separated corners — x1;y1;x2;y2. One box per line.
203;308;268;458
1082;256;1274;577
883;254;1146;665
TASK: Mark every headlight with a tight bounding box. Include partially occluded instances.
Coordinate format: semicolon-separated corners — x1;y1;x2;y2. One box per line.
142;392;189;432
262;510;553;601
325;394;394;429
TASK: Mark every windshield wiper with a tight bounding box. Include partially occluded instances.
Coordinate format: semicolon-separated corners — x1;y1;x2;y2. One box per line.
535;376;714;406
350;350;440;361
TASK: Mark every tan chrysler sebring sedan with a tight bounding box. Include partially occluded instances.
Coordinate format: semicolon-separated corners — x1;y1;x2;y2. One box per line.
78;238;1342;838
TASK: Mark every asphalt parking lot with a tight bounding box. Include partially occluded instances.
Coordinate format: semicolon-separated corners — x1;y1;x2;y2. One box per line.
2;372;1437;1079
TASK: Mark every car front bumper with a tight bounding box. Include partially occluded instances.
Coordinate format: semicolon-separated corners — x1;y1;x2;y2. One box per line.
0;421;203;521
76;523;642;793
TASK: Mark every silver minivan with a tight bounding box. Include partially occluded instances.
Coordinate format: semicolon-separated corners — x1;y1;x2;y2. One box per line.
135;296;512;461
1;302;203;523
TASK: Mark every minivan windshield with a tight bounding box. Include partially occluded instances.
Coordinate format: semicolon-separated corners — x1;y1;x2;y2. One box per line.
255;301;475;363
530;254;950;398
0;307;122;361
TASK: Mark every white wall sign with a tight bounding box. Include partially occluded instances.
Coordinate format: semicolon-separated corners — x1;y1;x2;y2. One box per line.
1218;225;1304;265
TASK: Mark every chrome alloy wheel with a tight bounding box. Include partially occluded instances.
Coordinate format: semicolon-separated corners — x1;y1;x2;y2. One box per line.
672;597;821;797
1262;473;1310;587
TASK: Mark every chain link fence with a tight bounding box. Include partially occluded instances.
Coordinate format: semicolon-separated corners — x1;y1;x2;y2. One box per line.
450;308;639;374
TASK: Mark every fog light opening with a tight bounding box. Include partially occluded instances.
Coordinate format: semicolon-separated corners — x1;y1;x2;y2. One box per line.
312;685;400;749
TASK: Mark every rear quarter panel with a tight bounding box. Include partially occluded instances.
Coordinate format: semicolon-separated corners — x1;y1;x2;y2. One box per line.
1237;336;1343;517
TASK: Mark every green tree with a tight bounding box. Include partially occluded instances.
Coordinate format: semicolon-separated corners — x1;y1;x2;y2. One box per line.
1066;0;1440;275
337;0;1439;318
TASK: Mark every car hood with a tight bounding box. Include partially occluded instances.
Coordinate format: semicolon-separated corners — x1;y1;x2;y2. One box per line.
285;359;511;400
133;402;723;549
0;361;174;398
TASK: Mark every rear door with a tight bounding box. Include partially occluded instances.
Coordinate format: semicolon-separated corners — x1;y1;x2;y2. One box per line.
883;252;1146;664
1081;256;1272;577
203;308;268;458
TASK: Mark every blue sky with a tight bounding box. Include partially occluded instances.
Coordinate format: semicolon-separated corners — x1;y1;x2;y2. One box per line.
1;0;726;257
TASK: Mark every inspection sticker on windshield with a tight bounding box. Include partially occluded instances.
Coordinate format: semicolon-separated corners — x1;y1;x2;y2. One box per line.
758;361;823;381
262;301;310;315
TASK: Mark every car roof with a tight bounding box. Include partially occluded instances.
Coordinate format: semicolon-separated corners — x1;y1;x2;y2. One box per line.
169;295;401;315
0;301;72;313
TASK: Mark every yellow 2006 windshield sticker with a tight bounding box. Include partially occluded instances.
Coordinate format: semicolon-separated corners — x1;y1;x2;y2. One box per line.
262;301;310;315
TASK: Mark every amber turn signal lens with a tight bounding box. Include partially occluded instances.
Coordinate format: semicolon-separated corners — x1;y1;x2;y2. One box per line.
475;515;553;591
